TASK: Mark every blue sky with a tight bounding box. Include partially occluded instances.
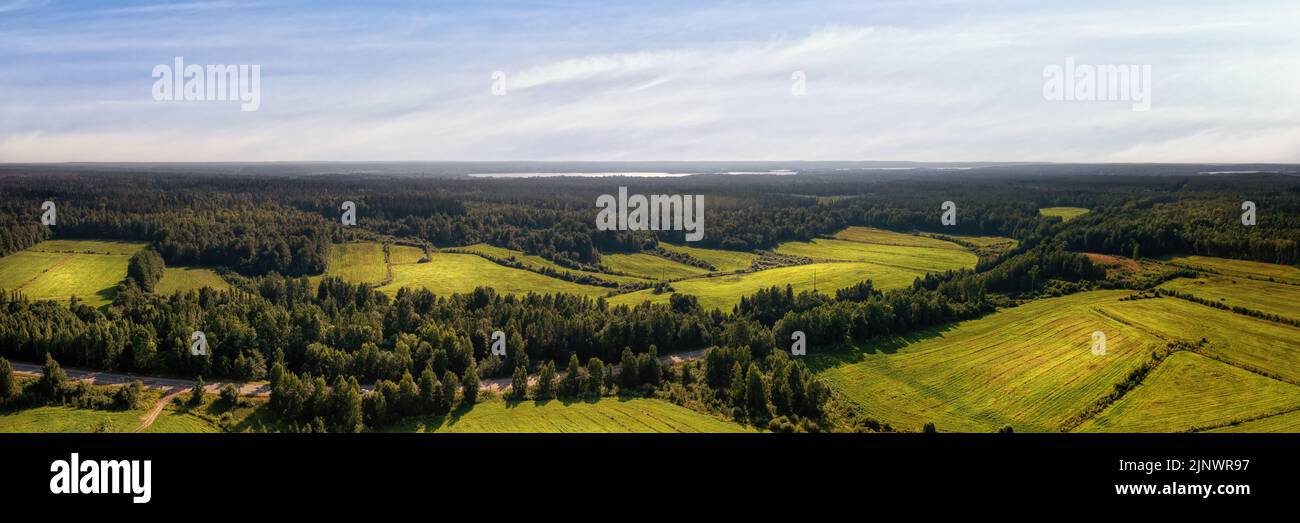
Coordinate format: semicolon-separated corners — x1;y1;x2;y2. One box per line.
0;0;1297;162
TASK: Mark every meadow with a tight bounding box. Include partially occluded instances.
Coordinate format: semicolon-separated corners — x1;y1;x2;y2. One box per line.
385;397;752;433
1076;351;1300;433
601;252;710;280
657;243;758;272
1162;254;1300;284
456;243;649;284
1039;207;1090;221
155;267;232;295
325;242;389;284
1208;409;1300;433
0;239;146;306
1159;275;1300;322
0;405;151;433
774;238;977;273
379;252;611;298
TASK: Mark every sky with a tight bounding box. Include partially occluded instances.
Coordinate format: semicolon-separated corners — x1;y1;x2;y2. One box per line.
0;0;1297;163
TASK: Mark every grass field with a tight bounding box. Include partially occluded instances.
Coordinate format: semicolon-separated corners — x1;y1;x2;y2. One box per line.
0;405;149;433
388;244;428;264
774;238;977;273
832;227;969;250
380;252;611;298
325;242;389;284
1076;352;1300;433
1159;275;1300;322
0;239;146;306
457;243;648;284
1163;254;1300;284
601;252;710;280
809;290;1300;432
657;243;757;272
155;267;231;294
1208;409;1300;433
809;291;1157;432
386;397;752;433
1039;207;1090;221
609;261;924;311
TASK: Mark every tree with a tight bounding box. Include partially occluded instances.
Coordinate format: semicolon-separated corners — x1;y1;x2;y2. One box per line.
534;361;556;399
442;369;460;411
115;380;143;410
127;248;166;292
562;353;582;396
341;377;364;433
461;363;479;405
419;367;441;414
586;357;605;397
639;346;661;387
728;362;745;407
620;347;638;389
190;376;206;406
39;353;67;401
219;383;240;408
0;357;16;403
510;365;528;400
397;370;420;418
745;363;768;419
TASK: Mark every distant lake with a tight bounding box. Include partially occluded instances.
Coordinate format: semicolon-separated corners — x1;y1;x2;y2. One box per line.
468;170;796;178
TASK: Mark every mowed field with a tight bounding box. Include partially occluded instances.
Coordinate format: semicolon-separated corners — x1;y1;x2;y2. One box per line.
1164;254;1300;284
610;227;981;311
155;267;231;294
1039;207;1090;221
1159;274;1300;322
1076;352;1300;433
386;397;752;433
601;252;709;280
325;242;389;284
458;243;649;284
657;243;757;272
809;290;1300;432
0;405;151;433
379;252;611;298
0;239;146;306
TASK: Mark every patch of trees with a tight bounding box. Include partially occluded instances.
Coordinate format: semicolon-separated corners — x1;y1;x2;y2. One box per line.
128;248;166;292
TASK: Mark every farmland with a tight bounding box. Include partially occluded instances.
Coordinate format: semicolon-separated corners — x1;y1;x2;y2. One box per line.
657;243;758;272
1077;352;1300;433
0;239;146;306
1163;254;1300;284
379;252;611;298
155;267;231;294
456;243;649;284
1039;207;1090;221
385;397;753;433
1159;275;1300;323
325;242;389;284
809;290;1300;432
601;252;710;280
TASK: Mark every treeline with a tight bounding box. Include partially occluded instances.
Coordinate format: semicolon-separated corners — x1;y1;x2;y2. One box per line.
0;355;143;413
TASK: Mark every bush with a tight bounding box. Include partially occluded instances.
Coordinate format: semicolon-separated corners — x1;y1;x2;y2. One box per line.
219;383;240;408
115;381;144;410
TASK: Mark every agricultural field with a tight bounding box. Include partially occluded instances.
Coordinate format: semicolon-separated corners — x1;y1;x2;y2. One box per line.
601;252;710;281
0;239;146;306
457;243;648;284
1162;254;1300;285
380;252;611;298
832;226;970;250
389;244;428;265
0;405;150;433
1159;275;1300;322
1039;207;1090;221
1208;409;1300;433
609;261;924;311
809;290;1158;433
155;267;231;294
657;243;758;272
810;290;1300;432
1076;352;1300;433
325;242;389;284
386;397;752;433
774;238;977;273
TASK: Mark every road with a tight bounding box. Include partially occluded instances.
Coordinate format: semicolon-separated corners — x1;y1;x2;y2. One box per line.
9;346;711;397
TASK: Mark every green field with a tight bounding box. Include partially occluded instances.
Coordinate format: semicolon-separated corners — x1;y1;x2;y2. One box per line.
1208;409;1300;433
609;261;923;311
380;252;610;298
1039;207;1090;221
774;238;977;273
389;244;428;265
810;291;1157;432
155;267;231;294
832;227;969;250
1159;275;1300;322
1077;352;1300;433
457;243;648;284
386;397;752;433
0;405;150;433
326;242;389;284
1163;254;1300;284
657;243;758;272
601;252;710;281
0;240;146;306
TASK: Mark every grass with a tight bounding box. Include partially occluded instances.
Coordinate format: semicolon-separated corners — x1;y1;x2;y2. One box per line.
1208;409;1300;433
809;291;1156;433
386;397;752;433
1039;207;1090;221
155;267;231;295
380;252;611;298
1162;254;1300;285
0;240;147;306
774;238;977;273
1076;352;1300;433
456;243;648;284
601;252;710;281
809;290;1300;432
0;405;149;433
832;227;969;250
389;244;428;265
325;242;389;284
1159;275;1300;322
657;243;758;272
609;261;925;311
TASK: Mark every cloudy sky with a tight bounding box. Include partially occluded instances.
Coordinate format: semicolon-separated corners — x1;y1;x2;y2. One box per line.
0;0;1297;162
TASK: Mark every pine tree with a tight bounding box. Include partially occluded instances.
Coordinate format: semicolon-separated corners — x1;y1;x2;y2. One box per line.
190;375;205;406
586;357;605;397
442;369;460;412
419;367;440;414
461;363;480;405
510;365;528;400
0;357;17;403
